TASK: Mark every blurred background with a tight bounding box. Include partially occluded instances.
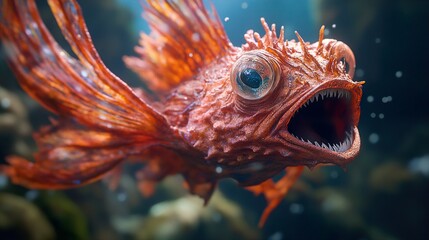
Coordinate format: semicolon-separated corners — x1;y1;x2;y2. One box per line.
0;0;428;239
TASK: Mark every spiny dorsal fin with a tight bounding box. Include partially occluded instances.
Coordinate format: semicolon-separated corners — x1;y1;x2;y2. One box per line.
124;0;232;94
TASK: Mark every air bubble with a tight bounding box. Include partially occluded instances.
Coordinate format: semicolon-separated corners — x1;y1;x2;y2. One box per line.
369;133;379;144
395;71;403;78
211;211;222;222
379;113;385;119
0;174;8;188
366;95;374;103
241;2;248;9
324;28;330;36
224;17;230;22
268;231;283;240
25;190;39;201
332;24;336;28
330;170;339;179
375;38;381;44
370;112;376;118
355;68;365;78
117;192;127;202
215;166;223;174
381;96;393;103
289;203;304;214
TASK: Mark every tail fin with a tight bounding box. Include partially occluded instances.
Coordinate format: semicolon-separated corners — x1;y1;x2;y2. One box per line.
0;0;170;136
0;0;176;188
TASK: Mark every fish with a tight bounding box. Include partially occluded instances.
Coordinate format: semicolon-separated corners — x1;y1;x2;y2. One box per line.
0;0;363;226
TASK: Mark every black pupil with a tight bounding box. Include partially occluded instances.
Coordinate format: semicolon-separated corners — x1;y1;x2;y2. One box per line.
239;68;262;89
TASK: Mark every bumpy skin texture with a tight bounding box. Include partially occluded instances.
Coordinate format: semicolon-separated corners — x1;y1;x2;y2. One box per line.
0;0;363;226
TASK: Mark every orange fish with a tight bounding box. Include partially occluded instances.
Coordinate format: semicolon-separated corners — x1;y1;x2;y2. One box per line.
0;0;363;226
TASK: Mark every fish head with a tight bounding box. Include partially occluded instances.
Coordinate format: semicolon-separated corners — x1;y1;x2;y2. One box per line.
183;22;363;185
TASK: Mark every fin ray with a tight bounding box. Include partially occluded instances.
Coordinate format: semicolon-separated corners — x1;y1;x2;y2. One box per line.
124;0;232;94
0;0;171;138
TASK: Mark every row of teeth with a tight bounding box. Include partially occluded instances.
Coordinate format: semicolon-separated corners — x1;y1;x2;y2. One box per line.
301;89;351;108
292;130;353;152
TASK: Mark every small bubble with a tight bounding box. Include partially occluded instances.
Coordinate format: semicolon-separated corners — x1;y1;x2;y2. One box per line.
268;231;283;240
355;68;365;78
379;113;385;119
224;17;230;22
241;2;248;9
324;28;330;36
375;38;381;44
395;71;403;78
370;112;376;118
215;166;223;174
25;190;39;201
289;203;304;214
366;95;374;103
117;192;127;202
191;33;200;42
330;170;339;179
0;174;8;188
211;211;222;222
332;24;336;28
381;96;393;103
1;98;11;109
369;133;379;144
188;52;193;58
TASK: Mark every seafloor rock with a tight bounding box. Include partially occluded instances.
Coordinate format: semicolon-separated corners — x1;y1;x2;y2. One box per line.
0;193;55;240
133;191;261;240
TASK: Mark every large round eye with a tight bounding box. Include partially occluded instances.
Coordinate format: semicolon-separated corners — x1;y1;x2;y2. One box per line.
231;51;279;100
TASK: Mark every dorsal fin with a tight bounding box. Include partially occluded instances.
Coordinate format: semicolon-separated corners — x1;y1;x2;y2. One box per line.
124;0;232;94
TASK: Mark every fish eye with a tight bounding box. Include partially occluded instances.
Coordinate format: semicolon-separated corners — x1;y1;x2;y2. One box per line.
231;51;279;100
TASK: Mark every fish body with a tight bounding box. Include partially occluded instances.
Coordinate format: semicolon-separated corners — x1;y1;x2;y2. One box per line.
0;0;362;226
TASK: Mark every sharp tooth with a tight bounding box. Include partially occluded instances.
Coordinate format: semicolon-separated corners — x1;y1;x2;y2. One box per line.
338;91;343;98
321;143;328;149
307;139;312;144
310;97;314;103
315;94;319;102
314;141;320;147
335;143;340;151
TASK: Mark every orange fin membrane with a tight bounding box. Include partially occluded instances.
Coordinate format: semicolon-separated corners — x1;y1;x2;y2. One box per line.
124;0;232;94
0;0;174;188
246;166;304;227
1;121;161;189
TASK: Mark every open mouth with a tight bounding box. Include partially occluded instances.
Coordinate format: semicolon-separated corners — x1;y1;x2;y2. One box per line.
288;89;354;152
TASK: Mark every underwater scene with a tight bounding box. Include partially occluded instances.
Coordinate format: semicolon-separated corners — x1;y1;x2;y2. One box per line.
0;0;428;239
